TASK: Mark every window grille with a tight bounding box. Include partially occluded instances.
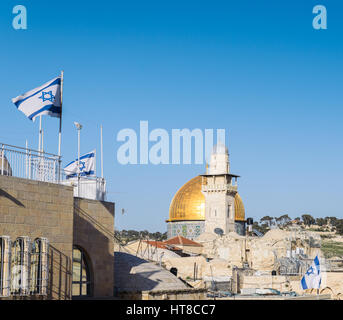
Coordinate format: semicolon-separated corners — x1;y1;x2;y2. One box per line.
0;236;11;297
29;238;49;295
10;237;31;296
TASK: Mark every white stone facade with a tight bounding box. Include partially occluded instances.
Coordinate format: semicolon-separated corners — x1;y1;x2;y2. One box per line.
202;145;237;235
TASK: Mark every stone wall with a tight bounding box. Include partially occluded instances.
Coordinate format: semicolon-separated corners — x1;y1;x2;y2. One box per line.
0;175;115;300
118;288;206;300
241;275;290;292
0;175;74;300
163;256;232;281
73;197;114;298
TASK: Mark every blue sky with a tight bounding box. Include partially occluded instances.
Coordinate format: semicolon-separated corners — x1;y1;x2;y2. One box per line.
0;0;342;232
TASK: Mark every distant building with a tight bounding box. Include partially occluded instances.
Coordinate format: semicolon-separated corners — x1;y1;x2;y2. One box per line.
166;143;246;239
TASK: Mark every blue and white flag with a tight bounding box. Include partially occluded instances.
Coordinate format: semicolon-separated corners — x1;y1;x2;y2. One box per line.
12;76;61;121
301;255;321;290
64;150;96;179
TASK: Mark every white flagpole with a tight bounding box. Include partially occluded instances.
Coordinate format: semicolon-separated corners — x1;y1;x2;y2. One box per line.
42;129;44;153
74;122;82;197
25;139;28;178
38;115;42;152
77;125;80;197
58;71;64;182
94;149;97;177
101;125;103;179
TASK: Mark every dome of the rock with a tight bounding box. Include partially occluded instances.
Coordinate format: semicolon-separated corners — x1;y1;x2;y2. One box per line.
168;176;245;222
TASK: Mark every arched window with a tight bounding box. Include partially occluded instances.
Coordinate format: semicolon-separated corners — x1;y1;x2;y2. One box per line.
0;236;11;297
72;246;92;297
11;237;30;296
30;238;49;295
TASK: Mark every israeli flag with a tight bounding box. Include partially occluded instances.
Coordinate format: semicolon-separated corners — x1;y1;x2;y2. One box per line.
12;76;61;121
301;255;321;290
64;150;95;179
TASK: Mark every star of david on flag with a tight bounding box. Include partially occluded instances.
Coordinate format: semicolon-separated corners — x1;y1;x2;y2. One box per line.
11;76;61;121
301;255;321;290
64;150;96;179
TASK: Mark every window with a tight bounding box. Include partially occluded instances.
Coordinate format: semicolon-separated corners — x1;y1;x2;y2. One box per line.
30;238;49;295
72;246;92;297
11;237;30;295
0;236;11;297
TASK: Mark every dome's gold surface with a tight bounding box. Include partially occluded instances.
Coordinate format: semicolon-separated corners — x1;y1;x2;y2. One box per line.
168;176;205;222
168;176;245;222
234;193;245;222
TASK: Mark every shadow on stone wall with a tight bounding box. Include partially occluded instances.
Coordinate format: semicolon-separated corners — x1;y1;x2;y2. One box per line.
73;204;114;298
0;188;24;207
48;245;72;300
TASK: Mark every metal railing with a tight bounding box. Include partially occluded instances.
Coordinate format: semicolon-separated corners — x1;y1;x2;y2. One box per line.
0;142;106;201
202;184;238;192
0;143;61;183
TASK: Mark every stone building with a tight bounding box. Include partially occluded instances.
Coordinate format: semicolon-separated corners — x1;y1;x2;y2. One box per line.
167;143;246;239
0;172;115;300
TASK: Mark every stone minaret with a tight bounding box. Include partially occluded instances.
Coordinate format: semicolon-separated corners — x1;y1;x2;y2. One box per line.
201;143;238;235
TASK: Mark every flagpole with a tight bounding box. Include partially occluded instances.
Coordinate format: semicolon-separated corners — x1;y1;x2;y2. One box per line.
100;125;103;179
58;70;64;182
25;139;28;178
78;126;80;197
38;115;42;152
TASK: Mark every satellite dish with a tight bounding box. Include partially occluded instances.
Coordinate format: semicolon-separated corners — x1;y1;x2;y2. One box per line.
214;228;224;236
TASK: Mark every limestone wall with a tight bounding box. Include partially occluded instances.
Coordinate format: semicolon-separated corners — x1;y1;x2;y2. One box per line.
163;256;232;281
0;175;115;300
0;175;74;300
198;229;323;271
241;275;290;292
73;197;115;298
142;288;207;300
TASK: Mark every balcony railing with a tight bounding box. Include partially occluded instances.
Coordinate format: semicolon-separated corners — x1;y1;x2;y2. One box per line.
202;184;238;192
0;143;61;183
0;142;106;201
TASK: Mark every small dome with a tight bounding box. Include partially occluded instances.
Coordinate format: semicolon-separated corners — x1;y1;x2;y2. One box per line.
168;176;245;222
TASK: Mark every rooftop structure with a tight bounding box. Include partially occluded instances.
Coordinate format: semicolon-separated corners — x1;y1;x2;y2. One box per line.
0;142;106;201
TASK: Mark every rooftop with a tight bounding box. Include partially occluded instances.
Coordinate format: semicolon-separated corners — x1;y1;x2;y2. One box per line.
163;235;203;247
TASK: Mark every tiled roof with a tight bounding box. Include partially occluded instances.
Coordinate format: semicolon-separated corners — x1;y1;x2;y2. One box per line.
163;235;203;247
143;240;182;251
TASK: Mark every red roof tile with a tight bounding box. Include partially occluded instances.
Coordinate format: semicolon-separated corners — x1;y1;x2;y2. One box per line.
163;235;203;247
142;240;182;251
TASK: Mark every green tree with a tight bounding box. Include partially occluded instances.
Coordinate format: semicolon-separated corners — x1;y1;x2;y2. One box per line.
325;217;339;227
316;218;326;226
253;221;268;234
301;214;315;226
276;214;291;227
139;230;149;238
260;216;274;227
161;232;168;240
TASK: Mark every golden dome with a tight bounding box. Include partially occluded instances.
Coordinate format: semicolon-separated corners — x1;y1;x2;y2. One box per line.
234;193;245;222
168;176;205;222
168;176;245;222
